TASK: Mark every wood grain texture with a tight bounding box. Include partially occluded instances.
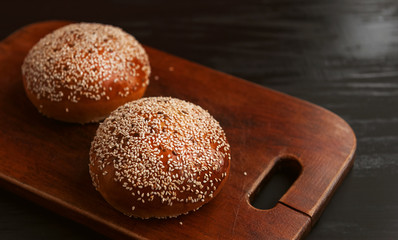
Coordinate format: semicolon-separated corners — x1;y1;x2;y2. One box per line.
0;21;355;239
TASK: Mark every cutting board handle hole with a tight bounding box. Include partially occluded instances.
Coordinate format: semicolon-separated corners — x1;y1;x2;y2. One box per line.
249;157;302;210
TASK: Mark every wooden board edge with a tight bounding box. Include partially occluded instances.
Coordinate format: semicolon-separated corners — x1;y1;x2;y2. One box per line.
0;172;145;240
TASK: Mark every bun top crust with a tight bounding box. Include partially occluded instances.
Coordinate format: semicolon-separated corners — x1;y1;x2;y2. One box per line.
21;23;150;104
89;97;231;218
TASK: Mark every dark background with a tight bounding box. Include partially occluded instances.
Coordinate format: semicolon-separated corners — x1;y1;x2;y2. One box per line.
1;0;397;239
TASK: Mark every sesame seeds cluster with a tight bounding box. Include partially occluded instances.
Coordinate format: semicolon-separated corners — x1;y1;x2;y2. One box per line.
21;23;150;103
89;97;231;218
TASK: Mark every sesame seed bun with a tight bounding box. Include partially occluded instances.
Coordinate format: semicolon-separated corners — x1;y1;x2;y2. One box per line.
21;23;150;123
89;97;231;219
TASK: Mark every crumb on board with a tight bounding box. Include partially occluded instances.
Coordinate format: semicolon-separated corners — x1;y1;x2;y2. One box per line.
179;221;183;225
243;172;247;176
169;66;174;72
154;75;159;80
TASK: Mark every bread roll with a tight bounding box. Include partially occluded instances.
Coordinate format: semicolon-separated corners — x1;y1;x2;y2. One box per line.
89;97;231;218
21;23;150;123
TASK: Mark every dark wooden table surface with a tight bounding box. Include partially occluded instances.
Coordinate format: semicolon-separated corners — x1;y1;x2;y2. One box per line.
1;0;397;239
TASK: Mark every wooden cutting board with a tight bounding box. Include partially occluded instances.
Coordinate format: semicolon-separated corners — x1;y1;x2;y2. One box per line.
0;21;356;239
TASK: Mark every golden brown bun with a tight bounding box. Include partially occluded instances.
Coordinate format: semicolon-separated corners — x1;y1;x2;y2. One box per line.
89;97;231;219
21;23;150;123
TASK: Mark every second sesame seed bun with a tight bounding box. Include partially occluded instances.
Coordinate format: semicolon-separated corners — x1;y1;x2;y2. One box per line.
89;97;231;219
21;23;150;124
